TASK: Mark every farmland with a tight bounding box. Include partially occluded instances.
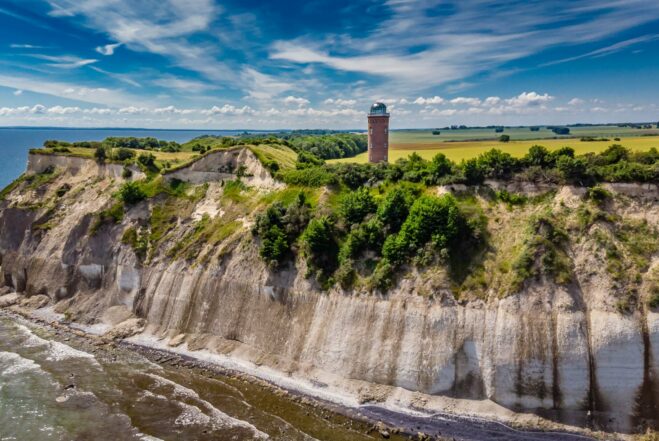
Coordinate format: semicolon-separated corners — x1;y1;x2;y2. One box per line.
331;125;659;163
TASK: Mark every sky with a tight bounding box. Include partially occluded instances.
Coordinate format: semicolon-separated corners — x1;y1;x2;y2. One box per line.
0;0;658;129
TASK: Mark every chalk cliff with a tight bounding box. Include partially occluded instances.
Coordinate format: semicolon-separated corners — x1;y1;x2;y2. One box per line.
1;151;657;435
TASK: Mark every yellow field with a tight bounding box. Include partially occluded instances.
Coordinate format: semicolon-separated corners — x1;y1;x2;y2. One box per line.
330;136;659;164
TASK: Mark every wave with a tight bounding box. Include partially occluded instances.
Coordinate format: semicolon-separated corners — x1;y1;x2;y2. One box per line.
13;323;100;365
0;350;42;376
144;373;269;439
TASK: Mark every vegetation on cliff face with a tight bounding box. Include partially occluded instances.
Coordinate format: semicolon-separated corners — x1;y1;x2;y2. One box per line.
5;136;657;305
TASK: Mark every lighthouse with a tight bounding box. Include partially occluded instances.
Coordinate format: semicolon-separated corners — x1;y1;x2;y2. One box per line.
367;102;389;163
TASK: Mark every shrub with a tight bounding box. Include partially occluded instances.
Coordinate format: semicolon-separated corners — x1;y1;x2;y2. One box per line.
382;194;464;265
340;188;377;224
369;259;394;292
524;145;552;168
600;144;629;165
425;153;453;184
253;193;311;268
461;158;485;184
496;190;526;206
137;153;159;172
114;148;135;161
587;185;611;204
119;181;146;205
477;149;520;179
556;156;588;183
122;167;133;179
279;167;337;187
498;134;510;143
90;201;124;235
377;186;417;233
296;151;325;168
301;216;338;278
94;146;108;162
260;225;289;266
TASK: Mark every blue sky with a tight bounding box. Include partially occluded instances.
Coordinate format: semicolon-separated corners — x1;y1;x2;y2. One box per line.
0;0;658;129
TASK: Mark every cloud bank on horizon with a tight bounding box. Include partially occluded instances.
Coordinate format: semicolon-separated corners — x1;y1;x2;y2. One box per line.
0;0;658;129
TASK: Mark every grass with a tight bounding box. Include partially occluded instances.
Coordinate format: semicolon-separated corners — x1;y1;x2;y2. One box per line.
330;136;659;164
248;144;298;170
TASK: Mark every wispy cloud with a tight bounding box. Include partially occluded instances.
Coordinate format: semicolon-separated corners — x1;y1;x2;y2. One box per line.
271;0;659;93
29;54;97;68
95;42;122;56
0;74;149;107
542;34;659;66
153;76;213;93
10;43;49;49
88;66;141;88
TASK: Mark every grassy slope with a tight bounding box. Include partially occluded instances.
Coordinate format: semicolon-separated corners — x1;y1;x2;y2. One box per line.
30;143;298;172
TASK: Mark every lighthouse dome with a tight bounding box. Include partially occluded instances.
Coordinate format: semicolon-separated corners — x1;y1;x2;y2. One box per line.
369;102;388;115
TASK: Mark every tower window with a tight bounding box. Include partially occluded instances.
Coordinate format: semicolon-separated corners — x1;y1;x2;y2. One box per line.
384;128;388;134
369;128;373;134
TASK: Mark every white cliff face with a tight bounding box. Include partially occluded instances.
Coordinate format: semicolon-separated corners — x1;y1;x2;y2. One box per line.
1;154;657;434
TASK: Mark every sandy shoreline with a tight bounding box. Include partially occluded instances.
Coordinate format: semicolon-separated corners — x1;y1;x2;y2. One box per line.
0;303;614;441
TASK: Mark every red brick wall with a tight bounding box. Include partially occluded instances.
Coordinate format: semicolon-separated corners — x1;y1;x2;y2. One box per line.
368;115;389;163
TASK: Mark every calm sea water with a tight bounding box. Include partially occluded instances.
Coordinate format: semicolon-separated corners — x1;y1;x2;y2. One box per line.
0;128;262;189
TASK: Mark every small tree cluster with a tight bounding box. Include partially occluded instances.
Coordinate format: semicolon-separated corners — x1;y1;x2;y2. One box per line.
253;193;311;268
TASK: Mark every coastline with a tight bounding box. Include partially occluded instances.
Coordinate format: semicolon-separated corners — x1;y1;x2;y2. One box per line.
0;303;609;441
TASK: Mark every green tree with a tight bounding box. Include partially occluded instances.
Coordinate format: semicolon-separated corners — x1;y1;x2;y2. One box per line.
524;145;552;167
382;194;464;265
114;148;135;161
425;153;453;184
556;156;588;183
94;146;108;163
498;134;510;143
340;188;377;224
377;186;416;233
461;158;485;184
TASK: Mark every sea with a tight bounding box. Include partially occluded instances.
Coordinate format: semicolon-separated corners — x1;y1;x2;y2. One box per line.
0;314;391;441
0;127;265;189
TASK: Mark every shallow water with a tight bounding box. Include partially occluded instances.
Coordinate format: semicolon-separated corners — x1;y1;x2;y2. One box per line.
0;316;395;441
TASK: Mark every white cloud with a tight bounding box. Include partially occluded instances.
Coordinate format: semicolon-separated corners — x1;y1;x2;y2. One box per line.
201;104;255;116
283;96;310;107
153;105;195;115
482;96;501;107
242;68;293;100
505;91;553;107
450;97;481;106
95;43;122;56
325;98;357;106
13;89;23;96
413;96;444;105
118;106;148;114
568;98;584;106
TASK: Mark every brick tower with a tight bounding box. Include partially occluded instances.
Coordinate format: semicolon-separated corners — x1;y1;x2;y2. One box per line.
367;102;389;163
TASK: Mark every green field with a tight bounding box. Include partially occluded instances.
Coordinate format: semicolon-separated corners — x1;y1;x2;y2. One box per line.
332;128;659;164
